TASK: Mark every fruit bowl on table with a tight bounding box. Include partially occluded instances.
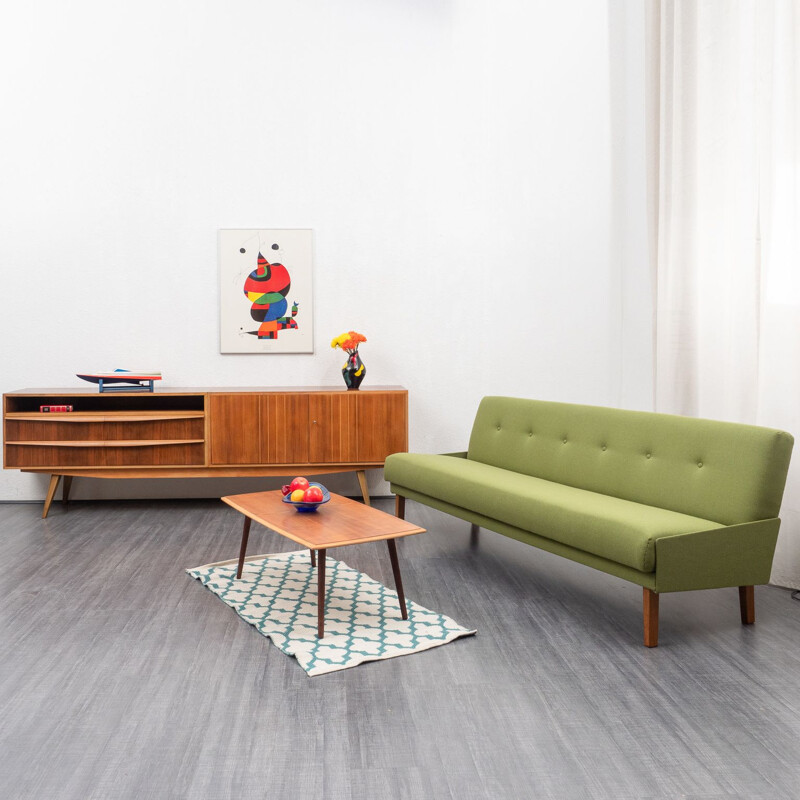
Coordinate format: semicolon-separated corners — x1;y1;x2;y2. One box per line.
282;482;331;512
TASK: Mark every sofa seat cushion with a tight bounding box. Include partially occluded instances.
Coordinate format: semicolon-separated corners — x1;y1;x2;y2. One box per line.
385;453;725;572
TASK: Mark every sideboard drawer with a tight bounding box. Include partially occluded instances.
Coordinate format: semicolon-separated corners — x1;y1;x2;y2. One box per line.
4;420;102;442
4;412;206;468
4;441;205;469
5;444;109;468
102;418;205;442
103;442;205;467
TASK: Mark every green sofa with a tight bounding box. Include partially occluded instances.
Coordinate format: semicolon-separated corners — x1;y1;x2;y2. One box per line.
384;397;794;646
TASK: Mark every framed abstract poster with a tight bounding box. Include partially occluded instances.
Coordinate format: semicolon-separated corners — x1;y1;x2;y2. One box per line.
219;229;313;353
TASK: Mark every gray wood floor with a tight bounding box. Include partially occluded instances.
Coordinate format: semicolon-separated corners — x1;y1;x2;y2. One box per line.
2;498;800;800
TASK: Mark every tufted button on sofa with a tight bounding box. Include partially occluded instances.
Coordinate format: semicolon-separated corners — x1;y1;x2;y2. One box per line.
384;396;794;646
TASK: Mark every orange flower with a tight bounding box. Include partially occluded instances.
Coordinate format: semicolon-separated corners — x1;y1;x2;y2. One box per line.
331;331;366;351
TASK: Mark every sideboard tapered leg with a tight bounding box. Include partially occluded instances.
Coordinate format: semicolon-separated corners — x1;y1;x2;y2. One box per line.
43;475;61;519
356;470;370;505
62;476;74;509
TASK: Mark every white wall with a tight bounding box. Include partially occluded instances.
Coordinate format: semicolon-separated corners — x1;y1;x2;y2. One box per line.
0;0;652;502
609;0;653;412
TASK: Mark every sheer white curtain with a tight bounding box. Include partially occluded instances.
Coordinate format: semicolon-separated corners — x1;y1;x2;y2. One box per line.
648;0;800;586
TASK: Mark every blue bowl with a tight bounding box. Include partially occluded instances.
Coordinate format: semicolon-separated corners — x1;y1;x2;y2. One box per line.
282;482;331;512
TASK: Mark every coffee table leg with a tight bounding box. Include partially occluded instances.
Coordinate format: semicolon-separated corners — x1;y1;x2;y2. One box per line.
236;517;252;579
317;549;327;638
386;539;408;620
310;549;316;568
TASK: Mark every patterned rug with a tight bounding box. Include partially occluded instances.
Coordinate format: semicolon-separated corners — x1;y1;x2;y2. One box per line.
187;551;476;676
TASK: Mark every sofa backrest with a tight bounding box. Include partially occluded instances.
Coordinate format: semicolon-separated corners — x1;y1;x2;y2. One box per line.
467;397;794;525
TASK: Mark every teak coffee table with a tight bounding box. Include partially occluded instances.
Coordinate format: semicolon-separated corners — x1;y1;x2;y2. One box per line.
221;490;425;638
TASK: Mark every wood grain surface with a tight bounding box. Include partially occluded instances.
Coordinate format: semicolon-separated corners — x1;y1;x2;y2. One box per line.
222;490;424;548
309;392;358;463
5;411;204;422
5;385;406;396
261;393;311;464
4;390;408;518
208;394;261;465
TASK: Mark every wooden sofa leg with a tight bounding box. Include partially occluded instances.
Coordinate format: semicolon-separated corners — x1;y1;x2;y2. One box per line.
395;495;405;519
643;588;659;647
470;524;480;547
739;585;755;624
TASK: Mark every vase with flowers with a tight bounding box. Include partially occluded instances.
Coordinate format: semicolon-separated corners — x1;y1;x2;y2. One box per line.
331;331;367;390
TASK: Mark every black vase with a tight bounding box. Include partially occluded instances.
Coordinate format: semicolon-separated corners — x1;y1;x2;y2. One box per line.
342;351;366;390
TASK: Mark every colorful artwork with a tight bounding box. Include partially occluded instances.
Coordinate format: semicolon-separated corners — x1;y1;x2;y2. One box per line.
243;253;298;340
219;229;313;353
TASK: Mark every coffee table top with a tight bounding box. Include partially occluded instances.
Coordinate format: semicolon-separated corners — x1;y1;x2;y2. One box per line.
221;490;425;549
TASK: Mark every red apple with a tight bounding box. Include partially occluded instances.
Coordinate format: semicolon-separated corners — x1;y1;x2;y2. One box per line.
303;486;323;503
280;484;292;496
289;477;310;492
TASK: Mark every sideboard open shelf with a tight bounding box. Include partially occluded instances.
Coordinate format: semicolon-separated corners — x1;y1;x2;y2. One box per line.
3;386;408;517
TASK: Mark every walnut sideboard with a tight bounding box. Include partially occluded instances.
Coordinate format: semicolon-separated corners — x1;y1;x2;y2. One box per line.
2;386;408;518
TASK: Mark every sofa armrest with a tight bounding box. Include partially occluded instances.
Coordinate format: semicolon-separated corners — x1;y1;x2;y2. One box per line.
654;518;781;593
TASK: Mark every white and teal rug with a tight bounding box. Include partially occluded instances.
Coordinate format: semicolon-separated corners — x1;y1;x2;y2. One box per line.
187;551;476;676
